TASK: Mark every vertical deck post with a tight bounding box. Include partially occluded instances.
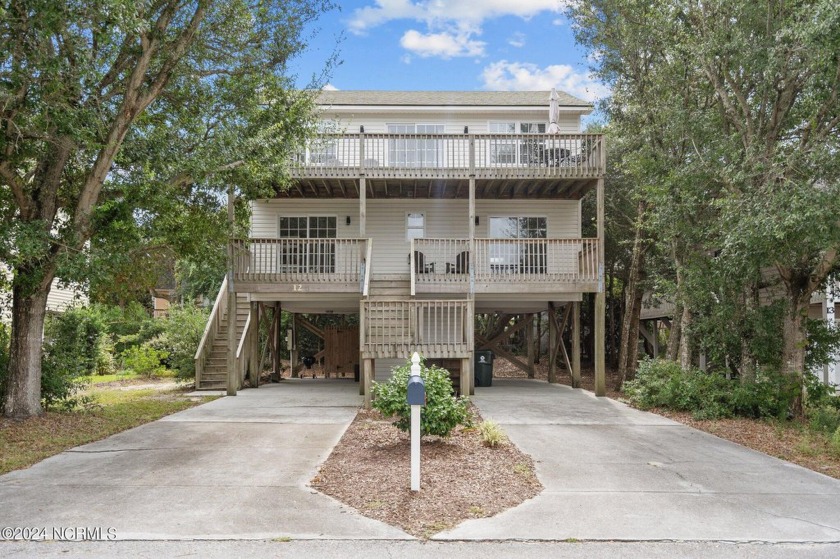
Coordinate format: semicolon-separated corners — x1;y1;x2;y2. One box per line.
527;313;535;378
290;313;298;378
363;358;374;409
226;186;237;396
274;303;282;380
359;177;366;237
595;173;606;397
572;301;581;388
548;302;557;383
251;302;260;387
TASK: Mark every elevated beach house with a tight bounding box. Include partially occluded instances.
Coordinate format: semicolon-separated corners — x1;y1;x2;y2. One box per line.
194;90;607;402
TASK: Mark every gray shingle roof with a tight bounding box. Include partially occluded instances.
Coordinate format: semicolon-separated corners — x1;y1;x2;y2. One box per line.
315;90;590;108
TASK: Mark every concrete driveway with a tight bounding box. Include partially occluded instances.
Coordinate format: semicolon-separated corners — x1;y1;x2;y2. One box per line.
0;379;409;541
436;379;840;542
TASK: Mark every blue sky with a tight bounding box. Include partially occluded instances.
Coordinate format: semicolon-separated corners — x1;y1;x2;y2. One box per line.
291;0;607;104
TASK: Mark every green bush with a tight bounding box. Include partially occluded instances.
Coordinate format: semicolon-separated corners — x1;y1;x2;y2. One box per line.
831;428;840;457
43;306;109;379
149;304;208;379
120;344;169;378
809;406;840;435
371;358;470;437
624;358;799;420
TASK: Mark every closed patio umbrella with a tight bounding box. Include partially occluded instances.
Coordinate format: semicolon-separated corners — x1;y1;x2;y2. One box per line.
547;88;560;134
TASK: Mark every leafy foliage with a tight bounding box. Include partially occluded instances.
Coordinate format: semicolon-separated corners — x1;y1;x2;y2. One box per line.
149;305;209;379
120;345;170;378
624;358;800;420
372;359;471;438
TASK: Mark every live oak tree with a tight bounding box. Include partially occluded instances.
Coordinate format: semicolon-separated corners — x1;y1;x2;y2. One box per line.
0;0;334;418
571;0;840;409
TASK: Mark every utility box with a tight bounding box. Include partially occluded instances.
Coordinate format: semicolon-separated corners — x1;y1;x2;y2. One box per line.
475;350;494;387
407;375;426;406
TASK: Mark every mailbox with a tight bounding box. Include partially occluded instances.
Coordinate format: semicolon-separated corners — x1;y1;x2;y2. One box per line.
407;375;426;406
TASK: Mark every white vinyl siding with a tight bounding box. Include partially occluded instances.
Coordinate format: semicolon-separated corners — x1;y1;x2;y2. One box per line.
251;199;581;275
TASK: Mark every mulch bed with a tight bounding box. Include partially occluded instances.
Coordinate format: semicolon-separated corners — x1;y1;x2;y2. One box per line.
310;407;542;538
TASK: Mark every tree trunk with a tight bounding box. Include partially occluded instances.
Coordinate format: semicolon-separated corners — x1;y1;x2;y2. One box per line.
781;297;809;416
679;304;693;369
617;200;648;385
739;283;758;383
666;303;682;361
3;281;51;418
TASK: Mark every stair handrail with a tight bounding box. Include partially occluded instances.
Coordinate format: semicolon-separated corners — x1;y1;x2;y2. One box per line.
235;310;252;361
362;238;373;297
194;276;229;385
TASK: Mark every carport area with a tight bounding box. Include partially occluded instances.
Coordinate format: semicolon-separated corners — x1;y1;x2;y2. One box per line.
437;378;840;542
0;379;409;541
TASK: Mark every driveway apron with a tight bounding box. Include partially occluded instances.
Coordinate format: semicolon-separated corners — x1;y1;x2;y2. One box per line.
436;379;840;542
0;379;410;540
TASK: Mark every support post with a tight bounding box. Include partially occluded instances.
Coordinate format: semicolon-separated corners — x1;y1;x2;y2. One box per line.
363;358;373;409
572;301;581;388
273;304;282;380
359;177;366;237
290;313;298;378
226;185;237;396
651;319;659;358
249;301;259;387
548;302;557;383
595;172;606;397
527;313;535;378
408;353;423;492
467;299;475;395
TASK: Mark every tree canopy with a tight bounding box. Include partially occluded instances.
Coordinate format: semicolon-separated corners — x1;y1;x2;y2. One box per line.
0;0;336;417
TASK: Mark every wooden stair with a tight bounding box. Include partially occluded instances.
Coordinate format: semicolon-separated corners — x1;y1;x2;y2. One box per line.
196;293;250;390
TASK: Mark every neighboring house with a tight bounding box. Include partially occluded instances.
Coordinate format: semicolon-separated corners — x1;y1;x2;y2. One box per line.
1;272;88;324
195;90;607;399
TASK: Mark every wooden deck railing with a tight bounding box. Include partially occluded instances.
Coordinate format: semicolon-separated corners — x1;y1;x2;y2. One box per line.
291;133;604;180
410;238;600;292
230;238;369;287
362;299;471;359
472;238;599;285
194;276;228;386
411;238;471;295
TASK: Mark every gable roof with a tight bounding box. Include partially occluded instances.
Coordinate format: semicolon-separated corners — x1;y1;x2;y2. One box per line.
315;90;591;109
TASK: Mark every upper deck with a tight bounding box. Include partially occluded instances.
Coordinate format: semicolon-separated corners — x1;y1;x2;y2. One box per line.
286;132;604;200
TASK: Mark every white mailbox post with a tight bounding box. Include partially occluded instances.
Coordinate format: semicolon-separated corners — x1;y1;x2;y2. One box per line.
407;352;426;492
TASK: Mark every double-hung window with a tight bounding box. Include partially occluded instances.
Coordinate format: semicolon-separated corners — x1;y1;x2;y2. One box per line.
278;216;337;274
388;124;444;167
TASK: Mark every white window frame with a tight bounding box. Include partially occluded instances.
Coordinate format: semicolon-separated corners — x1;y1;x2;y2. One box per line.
406;211;425;242
387;123;444;167
488;121;547;166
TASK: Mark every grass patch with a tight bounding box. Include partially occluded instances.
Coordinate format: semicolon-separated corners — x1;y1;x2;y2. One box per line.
0;385;216;475
75;372;142;385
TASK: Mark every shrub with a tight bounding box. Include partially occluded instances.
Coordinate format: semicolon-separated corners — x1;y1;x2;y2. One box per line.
371;358;470;437
120;344;169;378
809;406;840;436
624;358;798;420
478;420;507;448
43;306;109;378
831;428;840;457
149;304;208;379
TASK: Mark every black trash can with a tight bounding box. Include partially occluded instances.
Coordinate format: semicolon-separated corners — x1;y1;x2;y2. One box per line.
475;350;494;387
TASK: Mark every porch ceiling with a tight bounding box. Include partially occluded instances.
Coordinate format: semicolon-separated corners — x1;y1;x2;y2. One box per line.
276;177;596;201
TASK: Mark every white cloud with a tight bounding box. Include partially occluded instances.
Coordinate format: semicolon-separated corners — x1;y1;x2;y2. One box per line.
400;29;486;58
349;1;567;34
348;1;566;59
508;32;526;48
322;83;339;91
481;60;609;102
552;18;565;25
